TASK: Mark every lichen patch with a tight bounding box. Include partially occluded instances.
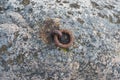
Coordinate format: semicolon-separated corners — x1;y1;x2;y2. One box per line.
70;3;80;9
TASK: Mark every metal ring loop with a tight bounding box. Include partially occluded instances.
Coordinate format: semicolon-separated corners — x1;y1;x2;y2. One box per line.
54;29;74;48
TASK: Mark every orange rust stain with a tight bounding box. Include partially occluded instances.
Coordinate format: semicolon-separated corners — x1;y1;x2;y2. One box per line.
39;18;60;43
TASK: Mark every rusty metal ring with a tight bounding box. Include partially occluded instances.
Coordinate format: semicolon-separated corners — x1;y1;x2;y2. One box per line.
51;30;62;37
54;29;74;48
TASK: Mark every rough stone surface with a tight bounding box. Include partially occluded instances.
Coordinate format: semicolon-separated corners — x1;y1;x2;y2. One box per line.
0;0;120;80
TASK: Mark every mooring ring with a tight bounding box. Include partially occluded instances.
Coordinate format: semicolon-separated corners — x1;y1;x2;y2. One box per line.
54;29;74;48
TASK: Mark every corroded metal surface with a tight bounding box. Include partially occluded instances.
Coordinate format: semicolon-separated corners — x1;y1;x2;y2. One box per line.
53;29;74;48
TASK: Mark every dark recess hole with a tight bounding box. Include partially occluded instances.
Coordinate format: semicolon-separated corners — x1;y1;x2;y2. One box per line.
58;32;70;44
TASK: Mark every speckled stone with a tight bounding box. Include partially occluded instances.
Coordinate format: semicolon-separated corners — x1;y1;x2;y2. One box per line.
0;0;120;80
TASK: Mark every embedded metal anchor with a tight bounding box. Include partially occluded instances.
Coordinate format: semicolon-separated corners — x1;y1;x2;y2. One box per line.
51;29;74;48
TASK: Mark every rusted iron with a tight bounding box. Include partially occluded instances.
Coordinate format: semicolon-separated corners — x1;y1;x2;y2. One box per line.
51;30;62;37
52;29;74;48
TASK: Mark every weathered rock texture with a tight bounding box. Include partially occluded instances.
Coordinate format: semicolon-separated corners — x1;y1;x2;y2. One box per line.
0;0;120;80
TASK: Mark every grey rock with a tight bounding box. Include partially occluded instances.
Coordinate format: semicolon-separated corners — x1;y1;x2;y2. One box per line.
0;0;120;80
